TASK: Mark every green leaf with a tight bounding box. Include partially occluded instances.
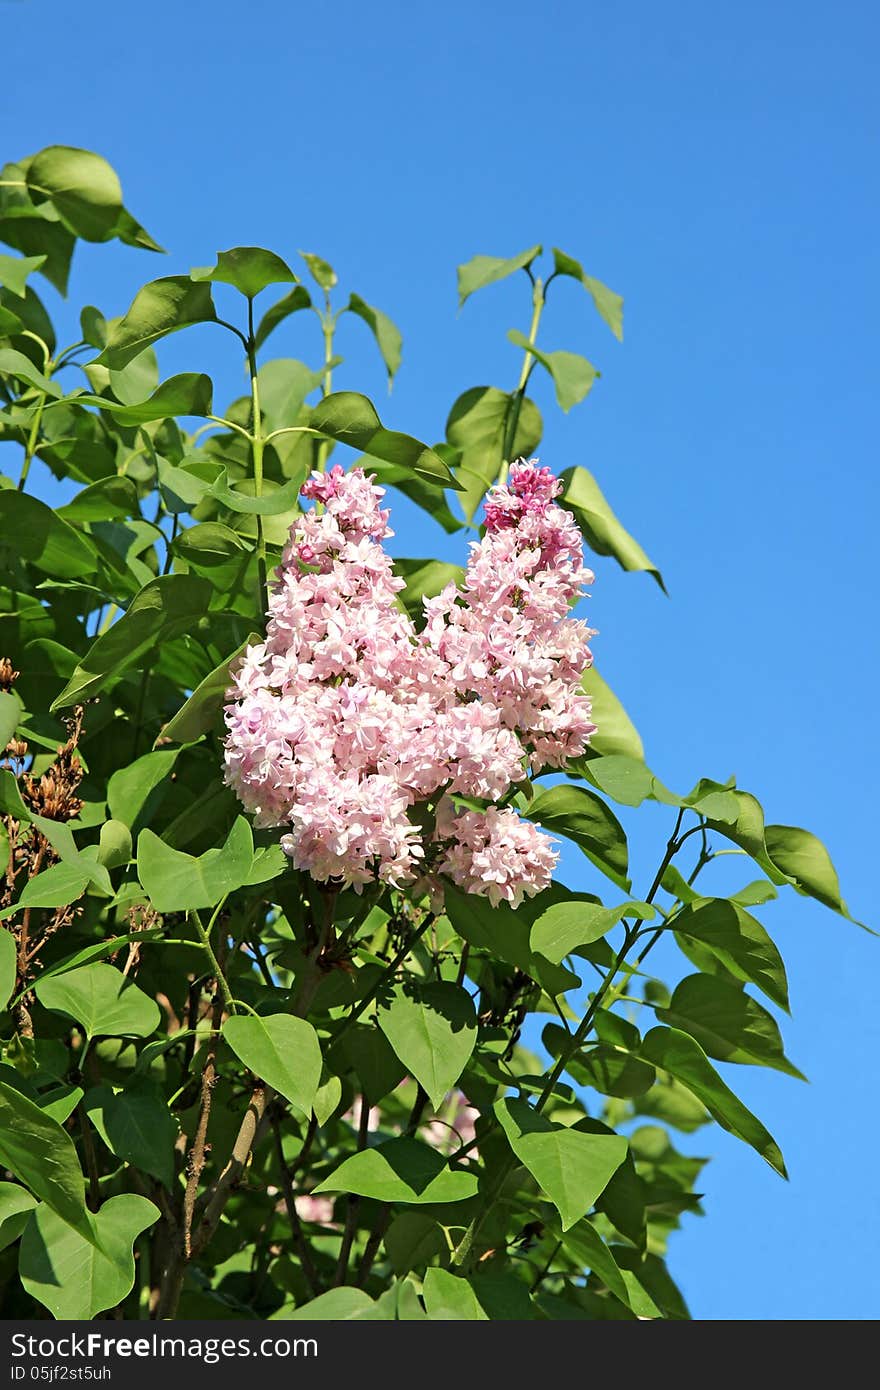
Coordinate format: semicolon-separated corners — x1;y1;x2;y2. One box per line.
443;883;581;996
313;1137;479;1204
137;816;254;912
655;973;803;1078
457;245;541;306
0;205;75;296
445;385;543;524
508;329;598;412
495;1097;627;1230
96;277;217;371
0;1182;37;1253
0;303;23;334
346;294;403;381
633;1076;710;1133
337;1024;406;1105
161;635;258;744
0;252;46;298
641;1026;786;1176
83;1078;178;1187
97;820;132;869
222;1014;322;1120
56;476;139;523
0;690;21;750
35;963;160;1039
107;345;159;405
299;250;337;291
552;248;624;341
0;1080;93;1243
543;1029;656;1098
0;346;61;397
191;246;298;299
175;521;248;567
19;1193;158;1320
309;392;453;485
24;932;168;991
579;754;668;809
763;823;851;917
530;899;651;964
0;859;90;917
272;1288;381;1320
527;783;629;891
0;930;15;1009
558;1218;630;1304
377;982;477;1110
0;489;96;580
50;574;212;710
25;146;123;241
254;285;312;351
674;898;789;1012
422;1267;488;1320
107;747;181;829
394;558;465;618
71;372;213;425
313;1070;343;1126
258;358;325;432
80;305;107;348
37;1085;84;1125
209;470;303;515
559;466;666;592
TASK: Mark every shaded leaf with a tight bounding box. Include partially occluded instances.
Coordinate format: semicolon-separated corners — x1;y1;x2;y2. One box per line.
96;277;217;370
51;574;212;710
0;1182;37;1254
527;783;629;890
0;489;95;580
560;466;665;592
347;293;402;381
309;392;453;485
254;285;312;351
70;372;213;425
641;1026;786;1176
655;973;803;1078
0;1081;93;1242
160;635;258;743
674;898;789;1013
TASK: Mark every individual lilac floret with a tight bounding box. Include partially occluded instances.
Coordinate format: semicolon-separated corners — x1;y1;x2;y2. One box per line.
222;460;597;904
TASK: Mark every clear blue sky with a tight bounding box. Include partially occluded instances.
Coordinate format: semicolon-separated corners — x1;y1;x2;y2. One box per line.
3;0;877;1320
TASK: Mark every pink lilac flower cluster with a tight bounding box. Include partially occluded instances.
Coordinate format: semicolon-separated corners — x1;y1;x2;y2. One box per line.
223;460;596;908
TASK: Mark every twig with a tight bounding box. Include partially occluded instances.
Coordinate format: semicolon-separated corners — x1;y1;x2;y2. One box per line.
270;1110;319;1297
77;1100;102;1212
334;1095;371;1285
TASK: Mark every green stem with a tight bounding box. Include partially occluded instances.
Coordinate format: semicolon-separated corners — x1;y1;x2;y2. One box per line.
316;298;335;474
246;299;269;617
190;904;235;1015
18;391;47;492
498;278;545;483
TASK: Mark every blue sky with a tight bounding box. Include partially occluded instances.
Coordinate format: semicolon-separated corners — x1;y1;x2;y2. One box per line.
3;0;878;1319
